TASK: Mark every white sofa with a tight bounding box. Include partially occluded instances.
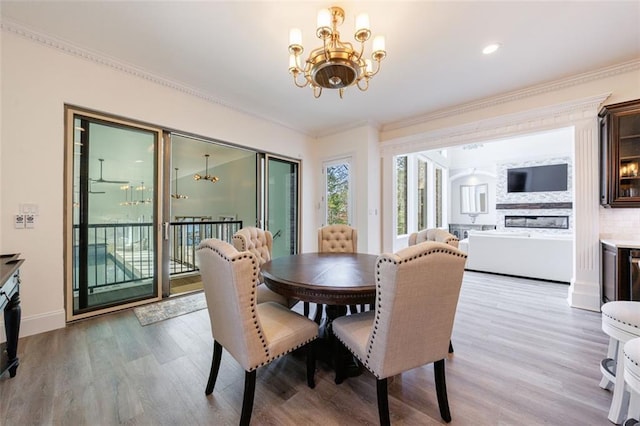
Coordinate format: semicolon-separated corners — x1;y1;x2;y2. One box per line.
460;231;573;283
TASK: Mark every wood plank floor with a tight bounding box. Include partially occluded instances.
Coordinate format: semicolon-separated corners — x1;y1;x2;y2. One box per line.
0;271;611;425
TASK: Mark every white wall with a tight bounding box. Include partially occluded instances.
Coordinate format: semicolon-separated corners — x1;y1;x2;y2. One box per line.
313;125;381;254
0;32;314;338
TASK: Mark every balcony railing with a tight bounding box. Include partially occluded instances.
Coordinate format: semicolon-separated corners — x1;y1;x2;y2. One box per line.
73;220;242;292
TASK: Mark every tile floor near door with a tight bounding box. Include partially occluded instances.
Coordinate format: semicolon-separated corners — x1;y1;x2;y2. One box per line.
0;271;611;425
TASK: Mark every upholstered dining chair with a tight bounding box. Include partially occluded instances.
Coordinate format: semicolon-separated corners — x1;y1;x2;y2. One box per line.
196;238;319;426
408;228;459;248
232;226;297;308
333;241;467;425
318;224;358;253
408;228;459;354
316;224;359;320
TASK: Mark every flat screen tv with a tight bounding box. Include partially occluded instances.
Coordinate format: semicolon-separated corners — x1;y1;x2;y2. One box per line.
507;164;568;193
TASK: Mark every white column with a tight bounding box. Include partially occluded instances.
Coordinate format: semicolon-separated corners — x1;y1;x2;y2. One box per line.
568;118;601;311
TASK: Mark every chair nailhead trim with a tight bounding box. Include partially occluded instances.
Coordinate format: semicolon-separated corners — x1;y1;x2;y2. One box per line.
248;336;318;371
625;351;639;367
603;311;640;329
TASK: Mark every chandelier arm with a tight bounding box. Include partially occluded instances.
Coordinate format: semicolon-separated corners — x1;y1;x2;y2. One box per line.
368;59;383;77
357;77;369;92
313;86;322;98
292;72;310;88
357;41;366;62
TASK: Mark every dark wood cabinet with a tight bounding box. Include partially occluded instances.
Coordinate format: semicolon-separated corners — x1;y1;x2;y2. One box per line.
601;243;631;303
600;99;640;207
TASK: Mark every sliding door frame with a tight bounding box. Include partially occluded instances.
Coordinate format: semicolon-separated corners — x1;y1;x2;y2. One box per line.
64;106;164;322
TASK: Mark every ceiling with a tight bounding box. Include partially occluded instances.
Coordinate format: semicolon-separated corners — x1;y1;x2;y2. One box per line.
2;1;639;138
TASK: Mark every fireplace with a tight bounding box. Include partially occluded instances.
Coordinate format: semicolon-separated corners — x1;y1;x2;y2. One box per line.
504;215;569;230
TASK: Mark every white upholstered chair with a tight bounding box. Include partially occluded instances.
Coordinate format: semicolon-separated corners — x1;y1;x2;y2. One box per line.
624;338;640;425
408;228;459;355
600;301;640;424
196;238;319;426
232;226;296;308
318;224;358;253
316;224;359;320
333;241;467;424
408;228;459;248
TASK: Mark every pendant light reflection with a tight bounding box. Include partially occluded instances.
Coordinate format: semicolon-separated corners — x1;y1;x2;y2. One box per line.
171;167;189;199
193;154;219;183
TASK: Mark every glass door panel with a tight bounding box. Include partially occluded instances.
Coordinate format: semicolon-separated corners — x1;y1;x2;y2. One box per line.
266;156;300;258
67;110;162;319
167;134;257;295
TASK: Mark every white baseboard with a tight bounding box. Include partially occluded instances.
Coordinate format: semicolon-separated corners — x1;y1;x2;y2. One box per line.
0;309;66;342
567;279;601;312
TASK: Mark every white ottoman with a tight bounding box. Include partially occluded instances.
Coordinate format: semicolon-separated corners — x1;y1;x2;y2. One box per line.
624;338;640;426
600;301;640;424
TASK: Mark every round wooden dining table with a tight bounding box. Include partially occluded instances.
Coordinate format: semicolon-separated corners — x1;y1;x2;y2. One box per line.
262;252;378;376
261;252;378;307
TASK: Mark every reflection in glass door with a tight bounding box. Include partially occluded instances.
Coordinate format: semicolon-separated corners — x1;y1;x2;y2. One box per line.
66;109;162;320
266;156;300;258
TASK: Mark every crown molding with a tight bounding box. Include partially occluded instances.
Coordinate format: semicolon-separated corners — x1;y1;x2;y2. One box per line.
380;93;611;155
3;18;635;141
0;19;312;138
383;59;640;133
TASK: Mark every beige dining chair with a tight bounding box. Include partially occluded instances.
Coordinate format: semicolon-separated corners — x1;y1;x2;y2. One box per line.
408;228;459;354
232;226;298;308
318;224;358;253
333;241;467;425
408;228;459;248
196;238;319;426
316;224;359;320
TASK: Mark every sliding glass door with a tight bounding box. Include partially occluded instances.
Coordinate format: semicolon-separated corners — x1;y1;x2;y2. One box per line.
65;108;162;320
65;109;302;320
165;134;257;295
265;155;300;258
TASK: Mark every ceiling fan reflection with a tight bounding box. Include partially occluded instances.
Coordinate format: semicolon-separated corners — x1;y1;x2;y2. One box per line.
91;158;129;184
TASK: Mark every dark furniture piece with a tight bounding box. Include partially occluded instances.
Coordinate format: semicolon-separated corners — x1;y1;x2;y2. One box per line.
261;252;377;309
0;253;23;378
600;99;640;207
601;241;640;303
262;252;377;370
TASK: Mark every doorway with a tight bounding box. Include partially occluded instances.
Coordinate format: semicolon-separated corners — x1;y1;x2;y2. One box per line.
65;109;303;319
65;108;163;321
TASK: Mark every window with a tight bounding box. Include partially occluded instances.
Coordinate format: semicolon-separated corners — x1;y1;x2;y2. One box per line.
324;158;352;225
396;156;408;235
394;153;448;239
417;159;428;230
435;166;443;228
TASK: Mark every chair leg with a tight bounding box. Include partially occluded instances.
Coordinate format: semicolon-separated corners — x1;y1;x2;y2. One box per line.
304;302;310;317
348;305;358;314
313;303;324;324
334;339;347;384
205;341;223;395
307;340;317;389
448;340;454;354
240;370;257;426
434;359;452;423
376;378;391;426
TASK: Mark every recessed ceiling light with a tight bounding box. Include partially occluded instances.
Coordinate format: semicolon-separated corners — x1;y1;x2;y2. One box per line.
482;43;501;55
135;160;144;163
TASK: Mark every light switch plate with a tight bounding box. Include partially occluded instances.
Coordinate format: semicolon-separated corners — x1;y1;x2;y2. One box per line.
25;214;35;229
14;215;25;229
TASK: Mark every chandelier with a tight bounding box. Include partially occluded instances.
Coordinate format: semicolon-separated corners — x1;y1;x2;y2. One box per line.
288;6;386;98
194;154;219;183
171;167;188;199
